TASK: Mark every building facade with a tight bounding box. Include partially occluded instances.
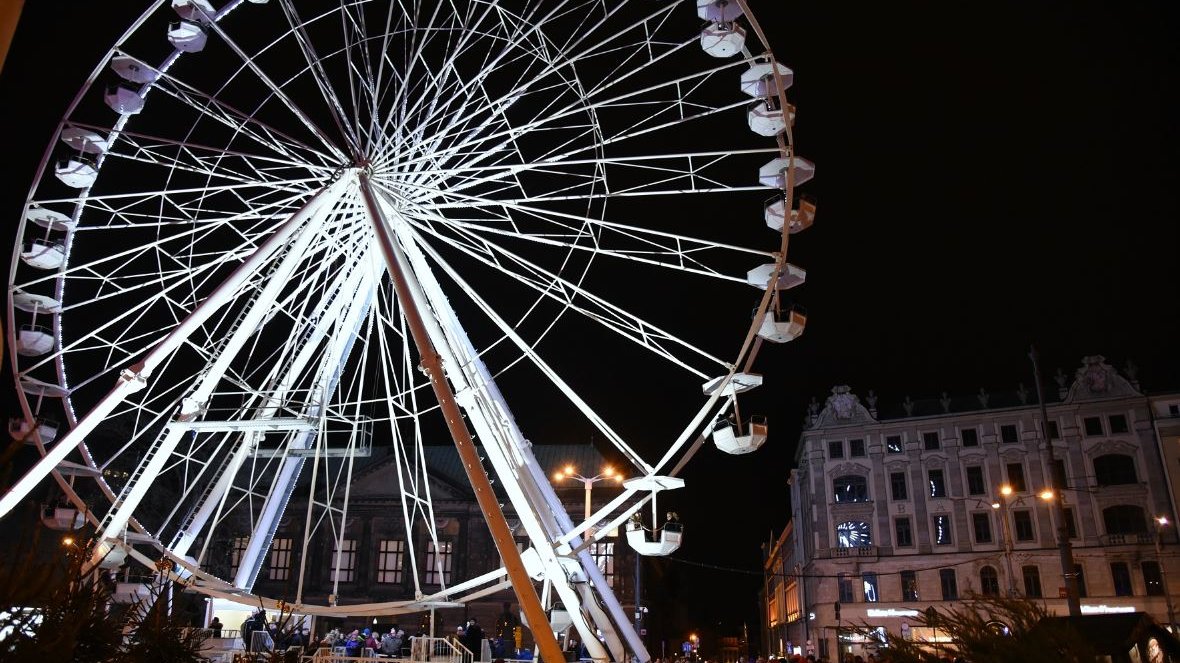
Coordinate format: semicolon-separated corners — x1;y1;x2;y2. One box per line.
781;356;1179;660
206;444;636;642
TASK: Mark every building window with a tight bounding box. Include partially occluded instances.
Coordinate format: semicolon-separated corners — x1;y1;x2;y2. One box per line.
330;539;358;583
939;569;958;600
1063;507;1078;539
972;512;993;544
377;539;405;584
1083;416;1103;437
268;537;293;581
828;440;844;459
928;469;946;498
838;573;854;603
1022;566;1042;598
836;521;872;548
1000;424;1019;444
961;428;979;447
862;572;880;603
1111;562;1133;597
979;566;1000;596
890;472;907;501
1047;420;1060;440
1094;454;1138;486
966;466;986;495
1013;510;1035;542
1103;505;1148;535
1075;563;1087;598
425;540;453;585
1108;414;1129;433
1143;561;1165;596
1005;463;1026;492
589;542;615;587
886;435;903;454
230;536;249;577
900;570;919;601
923;432;940;451
932;515;953;545
1051;460;1068;491
849;439;866;457
894;517;913;548
833;475;870;503
1170;404;1180;417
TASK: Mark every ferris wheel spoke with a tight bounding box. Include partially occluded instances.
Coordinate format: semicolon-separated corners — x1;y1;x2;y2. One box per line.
185;4;351;163
404;216;729;376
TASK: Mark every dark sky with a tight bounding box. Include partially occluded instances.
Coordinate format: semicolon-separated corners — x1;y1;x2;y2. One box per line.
2;0;1179;655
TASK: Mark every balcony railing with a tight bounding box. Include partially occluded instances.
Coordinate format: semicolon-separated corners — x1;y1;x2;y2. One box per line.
831;545;878;559
1102;533;1156;545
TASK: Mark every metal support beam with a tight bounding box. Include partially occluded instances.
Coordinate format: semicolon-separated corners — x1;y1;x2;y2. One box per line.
357;172;565;663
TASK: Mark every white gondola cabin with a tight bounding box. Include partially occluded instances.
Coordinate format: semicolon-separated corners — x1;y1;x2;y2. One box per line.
26;206;75;232
746;262;806;291
740;61;794;98
8;417;59;444
696;0;743;22
700;22;745;58
168;21;208;53
712;415;768;455
105;84;145;115
12;289;62;314
16;325;54;356
60;126;109;154
111;55;160;84
622;475;685;556
42;503;85;530
21;239;66;270
702;372;762;396
20;376;69;399
172;0;215;22
759;156;815;189
764;194;816;234
757;306;806;344
55;156;98;188
747;98;788;137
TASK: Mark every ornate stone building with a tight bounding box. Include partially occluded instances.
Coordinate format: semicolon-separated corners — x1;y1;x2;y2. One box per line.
209;444;635;639
773;357;1179;659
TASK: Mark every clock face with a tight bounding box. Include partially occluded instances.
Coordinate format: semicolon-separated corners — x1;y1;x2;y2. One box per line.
837;521;872;548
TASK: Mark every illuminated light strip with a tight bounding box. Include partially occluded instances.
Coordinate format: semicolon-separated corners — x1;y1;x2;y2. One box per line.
1081;604;1136;615
866;608;921;618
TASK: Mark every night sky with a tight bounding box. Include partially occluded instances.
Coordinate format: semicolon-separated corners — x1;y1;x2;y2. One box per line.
1;0;1178;655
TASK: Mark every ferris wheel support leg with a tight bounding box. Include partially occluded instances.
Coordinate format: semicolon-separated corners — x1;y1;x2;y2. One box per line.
0;178;348;521
357;171;566;663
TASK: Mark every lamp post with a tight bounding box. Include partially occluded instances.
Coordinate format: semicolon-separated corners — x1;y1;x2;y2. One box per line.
1155;516;1178;632
553;465;623;523
991;484;1018;597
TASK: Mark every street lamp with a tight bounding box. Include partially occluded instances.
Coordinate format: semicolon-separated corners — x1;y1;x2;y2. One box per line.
991;483;1018;597
553;465;623;523
1155;516;1178;632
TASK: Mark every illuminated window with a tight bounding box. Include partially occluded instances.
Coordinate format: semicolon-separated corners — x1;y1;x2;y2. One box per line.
833;476;870;503
377;539;405;584
425;540;453;585
886;435;903;454
928;469;946;498
268;537;293;581
932;515;952;545
330;539;358;583
1143;562;1164;596
590;542;615;587
862;573;880;603
784;577;801;623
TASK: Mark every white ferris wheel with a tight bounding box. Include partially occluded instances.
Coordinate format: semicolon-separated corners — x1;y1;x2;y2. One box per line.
5;0;814;660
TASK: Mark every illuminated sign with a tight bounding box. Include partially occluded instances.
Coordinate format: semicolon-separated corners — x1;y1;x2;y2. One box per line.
1081;604;1136;615
866;608;921;618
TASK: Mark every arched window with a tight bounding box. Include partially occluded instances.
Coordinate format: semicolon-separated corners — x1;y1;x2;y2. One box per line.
1103;505;1148;535
836;521;872;548
833;475;870;503
979;566;1000;596
1093;454;1138;486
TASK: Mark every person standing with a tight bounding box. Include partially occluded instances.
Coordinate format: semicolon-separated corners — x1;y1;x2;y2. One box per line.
465;618;485;659
209;616;222;638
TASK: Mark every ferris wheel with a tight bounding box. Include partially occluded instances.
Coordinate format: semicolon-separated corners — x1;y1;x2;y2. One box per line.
5;0;813;660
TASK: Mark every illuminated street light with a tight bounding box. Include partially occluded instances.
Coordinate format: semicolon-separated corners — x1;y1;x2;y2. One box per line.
553;465;624;522
999;484;1013;497
61;536;75;547
1039;488;1055;501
